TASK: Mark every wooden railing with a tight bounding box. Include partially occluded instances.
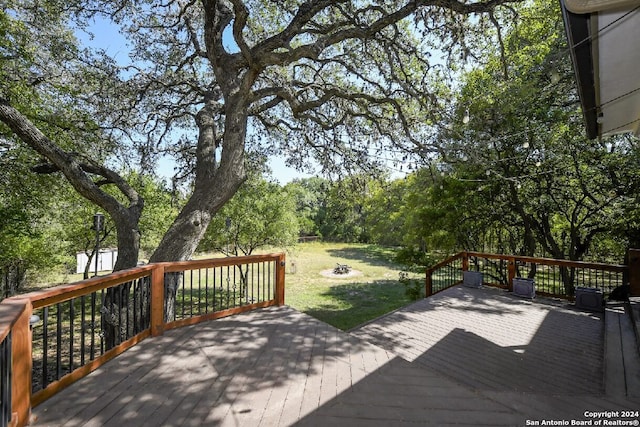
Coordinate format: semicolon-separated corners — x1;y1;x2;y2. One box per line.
425;252;466;296
0;253;286;427
426;251;628;298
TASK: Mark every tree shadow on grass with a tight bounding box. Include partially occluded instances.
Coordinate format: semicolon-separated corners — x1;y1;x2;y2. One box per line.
326;245;400;269
301;279;417;330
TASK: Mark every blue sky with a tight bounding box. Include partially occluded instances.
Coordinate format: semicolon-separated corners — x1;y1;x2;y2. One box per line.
75;16;316;184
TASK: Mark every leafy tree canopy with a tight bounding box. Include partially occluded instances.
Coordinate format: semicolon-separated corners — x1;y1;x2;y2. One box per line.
199;175;299;255
1;0;527;269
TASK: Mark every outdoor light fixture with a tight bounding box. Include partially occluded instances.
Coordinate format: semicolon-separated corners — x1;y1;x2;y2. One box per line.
462;109;470;124
29;314;40;328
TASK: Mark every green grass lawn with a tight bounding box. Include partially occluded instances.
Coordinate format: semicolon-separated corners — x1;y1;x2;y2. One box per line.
24;242;424;332
284;242;423;330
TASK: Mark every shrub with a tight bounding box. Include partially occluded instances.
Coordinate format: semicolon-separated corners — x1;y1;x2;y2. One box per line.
399;271;423;301
394;246;434;273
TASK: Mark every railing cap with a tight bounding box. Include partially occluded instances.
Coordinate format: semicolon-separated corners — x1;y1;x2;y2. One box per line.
0;297;28;343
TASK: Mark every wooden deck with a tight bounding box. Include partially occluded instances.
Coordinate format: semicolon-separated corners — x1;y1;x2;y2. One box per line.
33;286;640;426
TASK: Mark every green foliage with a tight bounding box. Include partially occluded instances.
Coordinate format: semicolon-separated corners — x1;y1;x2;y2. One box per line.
364;178;408;246
0;179;73;287
394;247;435;273
419;0;638;263
199;176;300;255
131;174;182;257
315;176;369;243
286;176;373;244
284;177;329;238
0;141;66;278
2;0;532;272
398;271;424;301
3;0;638;284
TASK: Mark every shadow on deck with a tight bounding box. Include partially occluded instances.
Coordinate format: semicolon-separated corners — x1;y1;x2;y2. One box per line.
33;286;640;426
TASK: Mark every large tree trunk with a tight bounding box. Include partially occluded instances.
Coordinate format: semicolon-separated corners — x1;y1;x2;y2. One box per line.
149;101;247;262
149;0;256;320
150;96;249;320
150;0;253;264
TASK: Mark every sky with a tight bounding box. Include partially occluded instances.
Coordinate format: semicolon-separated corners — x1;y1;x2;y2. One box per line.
75;15;317;185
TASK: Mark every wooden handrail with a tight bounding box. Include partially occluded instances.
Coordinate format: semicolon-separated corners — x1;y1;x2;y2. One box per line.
0;298;26;345
466;251;626;272
23;265;156;309
426;252;465;274
425;250;629;298
0;253;287;427
162;253;285;272
425;252;466;297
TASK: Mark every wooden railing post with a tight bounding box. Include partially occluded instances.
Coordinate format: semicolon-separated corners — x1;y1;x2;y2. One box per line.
425;270;433;297
507;257;516;292
462;251;469;271
10;298;32;427
276;254;286;306
628;249;640;297
150;263;165;337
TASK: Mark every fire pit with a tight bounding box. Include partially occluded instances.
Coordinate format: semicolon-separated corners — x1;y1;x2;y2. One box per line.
319;264;362;279
333;263;351;275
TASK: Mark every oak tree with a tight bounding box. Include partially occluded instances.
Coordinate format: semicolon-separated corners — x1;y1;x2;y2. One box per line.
1;0;522;269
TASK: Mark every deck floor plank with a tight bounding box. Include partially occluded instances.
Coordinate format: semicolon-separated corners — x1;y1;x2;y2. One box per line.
33;286;639;426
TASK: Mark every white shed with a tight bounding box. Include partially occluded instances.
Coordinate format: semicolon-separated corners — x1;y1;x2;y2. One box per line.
76;248;118;274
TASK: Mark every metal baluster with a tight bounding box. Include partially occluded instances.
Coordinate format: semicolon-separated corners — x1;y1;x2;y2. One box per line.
69;299;74;373
259;262;264;302
249;263;252;303
268;261;273;299
226;265;231;309
232;265;237;307
181;271;185;320
81;295;86;366
125;282;131;340
205;268;209;314
213;268;222;312
145;276;150;330
100;288;104;355
117;285;123;345
90;292;95;360
42;306;49;389
133;279;139;335
198;268;203;315
1;332;11;426
56;303;62;380
189;269;193;317
250;263;254;304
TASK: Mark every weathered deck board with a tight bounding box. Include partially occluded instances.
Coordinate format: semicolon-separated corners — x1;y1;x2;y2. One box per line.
33;286;640;426
352;285;604;394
